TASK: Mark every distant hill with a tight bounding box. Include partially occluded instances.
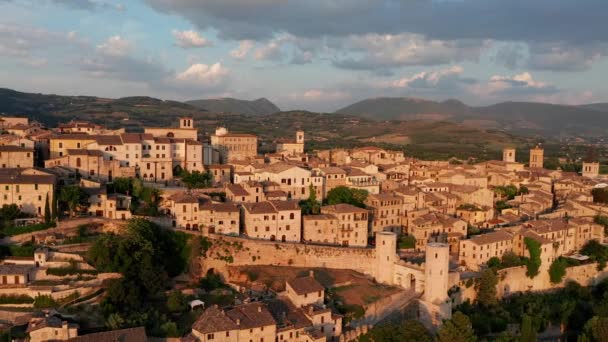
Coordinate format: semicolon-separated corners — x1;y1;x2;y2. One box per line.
336;97;608;137
580;103;608;112
186;97;280;115
0;88;530;160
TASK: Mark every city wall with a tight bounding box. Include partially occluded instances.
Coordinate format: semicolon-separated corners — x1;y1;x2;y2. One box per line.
459;262;608;302
202;235;378;280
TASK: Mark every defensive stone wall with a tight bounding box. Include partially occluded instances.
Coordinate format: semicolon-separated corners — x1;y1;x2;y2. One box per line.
459;263;608;302
202;235;377;279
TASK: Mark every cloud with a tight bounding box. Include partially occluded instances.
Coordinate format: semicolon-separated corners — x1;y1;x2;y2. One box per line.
333;34;486;72
176;63;229;84
143;0;608;44
50;0;123;11
230;40;254;59
0;23;87;59
96;35;132;56
172;29;212;48
390;66;474;89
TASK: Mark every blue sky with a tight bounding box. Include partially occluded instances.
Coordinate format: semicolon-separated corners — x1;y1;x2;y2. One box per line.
1;0;607;112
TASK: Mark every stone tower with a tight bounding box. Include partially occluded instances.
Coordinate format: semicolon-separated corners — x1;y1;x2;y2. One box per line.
375;232;397;285
502;147;516;163
583;162;600;178
180;117;194;129
529;146;544;168
424;242;450;304
296;130;304;144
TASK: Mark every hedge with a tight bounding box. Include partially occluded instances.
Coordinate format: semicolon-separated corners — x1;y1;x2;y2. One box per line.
46;267;98;276
3;222;56;237
0;294;34;304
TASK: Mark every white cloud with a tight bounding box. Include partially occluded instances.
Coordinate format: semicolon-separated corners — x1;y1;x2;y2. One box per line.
230;40;254;59
254;39;285;60
96;35;131;57
332;33;487;72
172;29;211;48
176;63;229;84
391;65;465;88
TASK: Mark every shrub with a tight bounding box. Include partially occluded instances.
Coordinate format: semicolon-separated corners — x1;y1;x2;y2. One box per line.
3;222;56;237
398;235;416;249
46;267;98;276
549;258;568;284
0;294;34;304
33;295;57;309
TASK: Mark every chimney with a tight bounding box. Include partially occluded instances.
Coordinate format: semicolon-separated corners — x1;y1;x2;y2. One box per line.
236;318;240;325
257;305;262;313
309;270;314;278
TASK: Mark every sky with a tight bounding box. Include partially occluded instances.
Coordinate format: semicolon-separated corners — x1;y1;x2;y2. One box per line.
0;0;607;112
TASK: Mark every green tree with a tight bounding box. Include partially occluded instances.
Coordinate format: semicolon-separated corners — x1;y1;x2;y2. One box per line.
520;314;536;342
595;215;608;236
51;190;58;220
437;311;477;342
524;237;541;278
581;239;608;270
0;204;23;221
44;194;51;224
592;188;608;204
299;184;321;215
33;295;57;309
58;185;88;217
549;258;567;284
324;186;368;208
476;268;498;307
583;316;608;342
112;177;133;195
181;170;213;189
166;290;187;313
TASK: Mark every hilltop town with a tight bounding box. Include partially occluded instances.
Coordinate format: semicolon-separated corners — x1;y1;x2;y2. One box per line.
0;115;608;341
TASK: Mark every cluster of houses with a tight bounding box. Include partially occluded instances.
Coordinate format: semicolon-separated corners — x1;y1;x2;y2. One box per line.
2;115;608;341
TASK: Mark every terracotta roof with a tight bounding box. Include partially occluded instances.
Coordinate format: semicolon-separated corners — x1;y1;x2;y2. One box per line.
50;134;95;140
66;149;103;157
0;145;33;152
95;135;123;145
192;305;239;334
303;214;336;221
120;133;153;144
200;202;239;213
243;201;276;214
0;169;55;184
226;184;250;197
319;167;346;174
170;192;199;203
0;264;32;275
321;203;368;214
66;327;147;342
225;302;276;329
287;275;324;295
468;230;513;245
269;200;300;211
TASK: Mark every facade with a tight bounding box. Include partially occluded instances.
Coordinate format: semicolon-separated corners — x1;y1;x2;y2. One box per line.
242;201;302;242
0;145;34;168
276;131;305;155
210;127;258;162
0;168;55;217
502;148;516;163
529;146;544;168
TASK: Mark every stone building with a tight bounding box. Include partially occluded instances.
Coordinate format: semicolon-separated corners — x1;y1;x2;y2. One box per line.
199;202;240;235
190;303;277;342
27;316;79;342
0;145;34;168
276;130;305;155
365;193;403;235
502;147;516;163
210;127;258;162
529;146;544;168
0;168;55;217
242;201;301;242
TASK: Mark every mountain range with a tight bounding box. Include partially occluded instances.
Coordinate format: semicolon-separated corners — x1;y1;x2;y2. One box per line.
186;97;280;116
335;97;608;137
1;87;607;138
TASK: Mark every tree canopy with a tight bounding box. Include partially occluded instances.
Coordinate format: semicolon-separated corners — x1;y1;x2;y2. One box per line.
181;170;213;189
88;219;191;333
437;311;477;342
324;186;368;208
58;185;89;217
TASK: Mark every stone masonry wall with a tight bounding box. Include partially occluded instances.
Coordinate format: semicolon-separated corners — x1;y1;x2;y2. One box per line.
202;235;377;279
